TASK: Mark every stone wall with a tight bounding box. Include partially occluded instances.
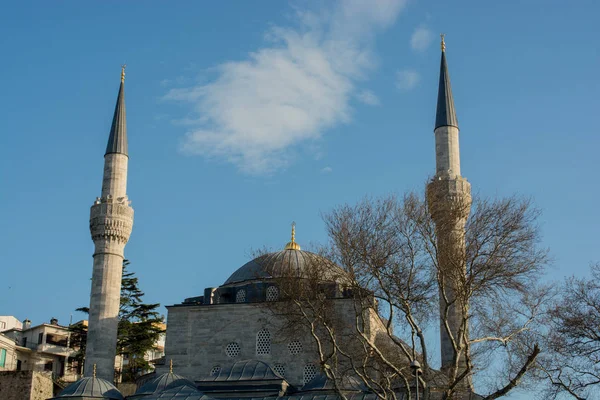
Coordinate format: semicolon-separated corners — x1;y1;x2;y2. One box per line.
162;298;378;388
0;371;53;400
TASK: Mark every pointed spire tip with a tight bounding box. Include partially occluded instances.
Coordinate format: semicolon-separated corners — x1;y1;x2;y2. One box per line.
105;66;128;156
440;34;446;52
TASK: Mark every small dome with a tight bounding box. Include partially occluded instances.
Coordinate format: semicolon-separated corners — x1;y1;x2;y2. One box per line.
133;371;196;396
223;249;346;285
201;359;284;382
52;376;123;399
142;384;211;400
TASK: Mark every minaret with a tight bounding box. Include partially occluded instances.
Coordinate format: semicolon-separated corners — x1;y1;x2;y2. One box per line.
426;36;472;385
85;66;134;381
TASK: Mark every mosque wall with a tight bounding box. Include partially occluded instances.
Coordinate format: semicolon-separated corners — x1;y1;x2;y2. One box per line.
163;297;382;388
163;302;318;387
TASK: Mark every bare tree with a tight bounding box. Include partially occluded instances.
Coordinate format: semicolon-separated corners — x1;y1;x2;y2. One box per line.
262;192;550;400
538;263;600;399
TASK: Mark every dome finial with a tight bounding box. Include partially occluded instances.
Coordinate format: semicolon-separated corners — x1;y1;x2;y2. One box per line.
121;64;126;83
169;359;173;373
92;364;97;378
440;33;446;52
284;222;301;250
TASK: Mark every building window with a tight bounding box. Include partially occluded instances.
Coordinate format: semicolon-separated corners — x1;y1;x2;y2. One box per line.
0;322;6;330
288;340;303;355
38;333;44;344
266;286;279;302
273;363;285;377
0;349;6;368
44;361;53;372
256;329;271;355
236;289;246;303
22;337;27;347
225;342;241;358
303;363;318;384
46;334;68;347
210;366;221;376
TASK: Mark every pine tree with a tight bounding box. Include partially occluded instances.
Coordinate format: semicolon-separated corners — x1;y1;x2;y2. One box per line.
117;260;164;382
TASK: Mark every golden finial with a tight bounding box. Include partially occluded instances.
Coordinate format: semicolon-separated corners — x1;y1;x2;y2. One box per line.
169;359;173;373
440;34;446;52
284;222;301;251
121;64;126;83
92;364;97;378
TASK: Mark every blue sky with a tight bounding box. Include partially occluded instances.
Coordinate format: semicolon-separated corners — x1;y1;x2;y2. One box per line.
0;1;598;396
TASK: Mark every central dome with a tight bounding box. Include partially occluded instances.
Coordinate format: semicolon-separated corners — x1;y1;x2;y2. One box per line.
224;249;345;285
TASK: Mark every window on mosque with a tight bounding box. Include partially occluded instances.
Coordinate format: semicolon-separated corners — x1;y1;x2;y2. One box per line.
266;286;279;302
256;329;271;355
288;340;303;355
274;363;285;377
236;289;246;303
225;342;241;358
303;363;318;384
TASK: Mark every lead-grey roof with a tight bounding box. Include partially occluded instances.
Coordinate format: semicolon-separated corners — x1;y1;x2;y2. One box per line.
105;80;128;156
223;250;346;285
133;372;197;397
200;360;284;382
434;50;459;130
141;385;212;400
52;376;123;399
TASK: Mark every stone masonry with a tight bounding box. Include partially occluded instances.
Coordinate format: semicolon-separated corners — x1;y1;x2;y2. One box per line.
0;371;53;400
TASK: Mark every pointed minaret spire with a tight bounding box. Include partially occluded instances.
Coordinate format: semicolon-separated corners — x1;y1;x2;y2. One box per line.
105;65;128;156
435;34;458;130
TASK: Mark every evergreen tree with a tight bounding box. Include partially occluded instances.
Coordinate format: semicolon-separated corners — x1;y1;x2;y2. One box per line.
117;260;164;382
73;260;164;382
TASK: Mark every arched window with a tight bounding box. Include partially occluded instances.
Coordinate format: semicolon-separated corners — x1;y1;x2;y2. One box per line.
225;342;241;358
236;289;246;303
256;329;271;355
273;363;285;377
303;363;318;384
266;286;279;302
288;340;303;355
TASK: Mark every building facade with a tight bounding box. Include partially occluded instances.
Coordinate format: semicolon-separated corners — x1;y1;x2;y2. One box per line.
1;317;79;383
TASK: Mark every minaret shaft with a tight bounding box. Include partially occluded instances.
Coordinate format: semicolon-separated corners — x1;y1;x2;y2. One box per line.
101;153;129;199
85;70;133;381
434;125;461;177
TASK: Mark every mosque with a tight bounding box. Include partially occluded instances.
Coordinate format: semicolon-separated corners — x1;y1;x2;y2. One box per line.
51;36;478;400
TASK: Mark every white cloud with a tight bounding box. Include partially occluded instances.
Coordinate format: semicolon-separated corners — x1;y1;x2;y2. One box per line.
165;0;406;175
395;69;420;91
321;166;333;174
356;90;380;106
410;25;434;52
